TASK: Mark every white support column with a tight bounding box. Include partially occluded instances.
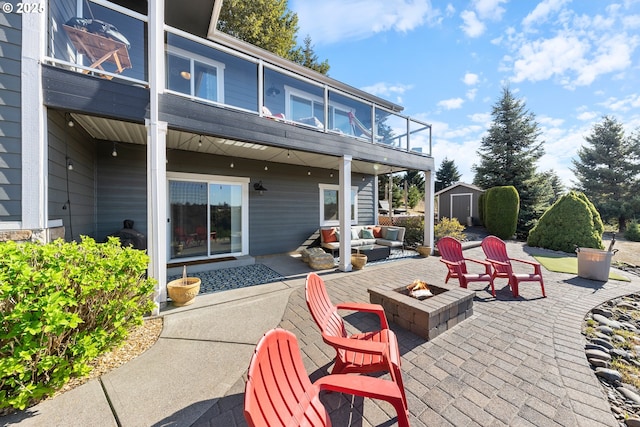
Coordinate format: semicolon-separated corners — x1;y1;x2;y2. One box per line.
21;11;47;231
339;155;352;272
424;170;435;251
146;120;168;312
147;1;167;314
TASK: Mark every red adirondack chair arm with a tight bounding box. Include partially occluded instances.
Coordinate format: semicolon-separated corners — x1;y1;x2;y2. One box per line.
335;302;390;329
485;258;510;268
466;258;493;275
511;257;542;268
315;375;410;427
322;333;389;356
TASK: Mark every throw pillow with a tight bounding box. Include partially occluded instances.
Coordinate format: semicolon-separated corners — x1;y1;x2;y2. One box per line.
361;228;374;239
372;226;382;238
321;228;337;243
385;227;399;241
351;228;360;240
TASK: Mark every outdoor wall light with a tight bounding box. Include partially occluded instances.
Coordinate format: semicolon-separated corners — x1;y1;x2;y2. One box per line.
111;142;118;157
266;86;280;97
66;157;74;171
253;181;267;194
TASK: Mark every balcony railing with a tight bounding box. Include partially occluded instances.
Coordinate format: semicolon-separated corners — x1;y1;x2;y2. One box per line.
45;0;432;156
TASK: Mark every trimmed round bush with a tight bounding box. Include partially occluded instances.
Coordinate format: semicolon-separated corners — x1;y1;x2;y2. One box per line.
527;191;604;252
484;186;519;240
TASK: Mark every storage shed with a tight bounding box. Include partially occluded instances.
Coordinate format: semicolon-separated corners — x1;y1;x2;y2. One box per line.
435;183;484;226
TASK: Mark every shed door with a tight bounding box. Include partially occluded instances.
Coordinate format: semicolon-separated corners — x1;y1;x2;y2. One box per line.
451;194;471;225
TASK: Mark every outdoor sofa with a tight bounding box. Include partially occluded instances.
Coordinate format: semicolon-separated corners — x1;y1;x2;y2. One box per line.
320;225;405;255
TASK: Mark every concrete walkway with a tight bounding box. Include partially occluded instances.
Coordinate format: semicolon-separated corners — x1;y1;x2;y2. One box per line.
3;243;639;426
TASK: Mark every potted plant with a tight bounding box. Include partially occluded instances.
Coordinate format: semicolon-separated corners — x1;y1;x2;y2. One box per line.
351;253;368;270
415;245;431;257
167;266;201;306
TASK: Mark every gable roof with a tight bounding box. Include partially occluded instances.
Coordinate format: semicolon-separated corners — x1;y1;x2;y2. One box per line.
435;182;485;196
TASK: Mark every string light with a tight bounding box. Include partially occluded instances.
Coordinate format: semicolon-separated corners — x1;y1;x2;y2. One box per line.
111;142;118;157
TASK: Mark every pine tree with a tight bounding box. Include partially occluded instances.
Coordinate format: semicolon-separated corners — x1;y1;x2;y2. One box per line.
288;36;330;75
218;0;329;74
472;86;547;238
572;116;640;231
435;158;461;192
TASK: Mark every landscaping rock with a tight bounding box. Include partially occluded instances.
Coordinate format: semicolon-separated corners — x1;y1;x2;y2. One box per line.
595;368;623;382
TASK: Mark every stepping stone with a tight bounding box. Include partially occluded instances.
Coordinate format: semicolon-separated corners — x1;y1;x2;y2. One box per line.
595;367;622;382
586;349;611;361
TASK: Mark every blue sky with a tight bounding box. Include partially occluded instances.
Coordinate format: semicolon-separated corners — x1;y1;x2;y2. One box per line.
289;0;640;188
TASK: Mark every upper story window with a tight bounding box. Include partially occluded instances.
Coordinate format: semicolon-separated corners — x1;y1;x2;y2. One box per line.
167;46;225;104
284;86;352;132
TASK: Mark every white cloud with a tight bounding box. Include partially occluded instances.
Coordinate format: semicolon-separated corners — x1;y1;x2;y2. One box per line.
360;82;413;99
463;72;479;85
600;93;640;112
473;0;508;21
438;98;465;109
469;112;491;124
538;115;564;127
577;111;598;121
522;0;572;30
511;34;590;85
466;88;478;101
291;0;441;45
505;5;640;88
460;10;485;37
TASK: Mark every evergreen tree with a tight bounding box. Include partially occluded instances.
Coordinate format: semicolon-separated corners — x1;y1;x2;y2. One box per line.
472;85;547;238
540;169;565;205
405;170;425;190
218;0;329;74
288;35;330;75
572;116;640;231
435;158;461;192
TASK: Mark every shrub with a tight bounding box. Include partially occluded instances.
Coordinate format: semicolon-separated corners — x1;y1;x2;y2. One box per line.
435;217;466;242
0;237;156;411
527;191;604;252
625;220;640;242
478;192;485;226
484;186;519;239
399;216;424;247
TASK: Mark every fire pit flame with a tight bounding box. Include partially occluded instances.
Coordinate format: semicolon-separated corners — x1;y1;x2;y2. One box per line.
407;280;433;298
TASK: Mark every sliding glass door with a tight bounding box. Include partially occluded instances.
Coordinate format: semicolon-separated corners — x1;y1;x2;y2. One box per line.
168;174;248;260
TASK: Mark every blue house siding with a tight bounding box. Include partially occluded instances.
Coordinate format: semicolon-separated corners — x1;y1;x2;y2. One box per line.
91;143;377;256
0;11;22;220
95;141;147;242
47;110;97;240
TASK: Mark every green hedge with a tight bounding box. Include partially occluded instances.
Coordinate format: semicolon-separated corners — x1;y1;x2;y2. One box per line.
527;191;604;252
0;237;156;411
484;186;519;239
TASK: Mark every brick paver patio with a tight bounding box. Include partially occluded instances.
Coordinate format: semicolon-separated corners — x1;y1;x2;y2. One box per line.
197;242;640;426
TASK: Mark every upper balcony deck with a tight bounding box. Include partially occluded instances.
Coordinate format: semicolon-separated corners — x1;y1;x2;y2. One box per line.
45;0;432;158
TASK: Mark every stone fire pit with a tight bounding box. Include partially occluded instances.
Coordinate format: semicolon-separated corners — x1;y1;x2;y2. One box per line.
368;282;474;341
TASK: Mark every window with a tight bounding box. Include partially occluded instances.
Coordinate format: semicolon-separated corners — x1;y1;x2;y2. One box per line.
284;86;325;128
319;184;357;226
167;46;225;104
168;173;248;260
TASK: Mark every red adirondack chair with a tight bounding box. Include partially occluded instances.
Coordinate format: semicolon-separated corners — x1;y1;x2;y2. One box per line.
305;272;407;408
244;328;410;427
481;235;546;298
436;236;496;297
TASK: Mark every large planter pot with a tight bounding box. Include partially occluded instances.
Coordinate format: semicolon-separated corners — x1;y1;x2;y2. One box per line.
351;254;367;270
416;245;432;257
167;277;201;307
